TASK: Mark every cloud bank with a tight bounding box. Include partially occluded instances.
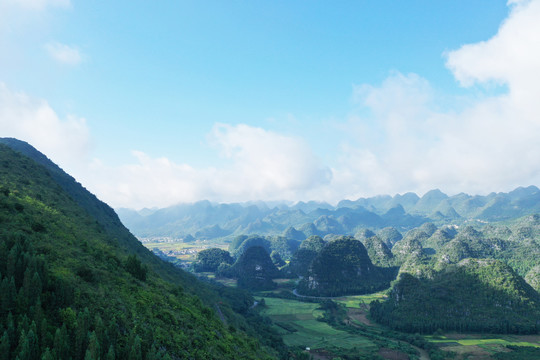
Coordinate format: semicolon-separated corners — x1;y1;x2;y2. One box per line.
0;83;91;169
84;124;332;209
4;0;540;209
342;0;540;198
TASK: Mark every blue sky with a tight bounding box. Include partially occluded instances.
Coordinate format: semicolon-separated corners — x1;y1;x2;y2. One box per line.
2;0;540;208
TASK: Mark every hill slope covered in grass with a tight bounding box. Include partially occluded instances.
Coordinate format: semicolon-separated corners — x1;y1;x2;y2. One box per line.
0;141;279;360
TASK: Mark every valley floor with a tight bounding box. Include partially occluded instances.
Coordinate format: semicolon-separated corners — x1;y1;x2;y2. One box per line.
255;283;540;360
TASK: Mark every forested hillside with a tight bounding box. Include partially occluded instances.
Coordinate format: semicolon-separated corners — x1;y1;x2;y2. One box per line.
297;237;393;296
371;259;540;334
0;141;281;359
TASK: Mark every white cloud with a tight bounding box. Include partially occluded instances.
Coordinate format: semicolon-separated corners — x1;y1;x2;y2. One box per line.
82;124;332;209
507;0;530;6
2;0;70;11
210;123;331;194
0;82;91;168
44;41;82;65
446;0;540;103
334;0;540;199
83;152;216;209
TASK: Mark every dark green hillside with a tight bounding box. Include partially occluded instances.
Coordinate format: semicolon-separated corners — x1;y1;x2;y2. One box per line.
525;265;540;292
297;222;320;238
421;225;457;252
229;234;299;263
391;236;425;263
267;236;300;261
377;227;402;248
371;259;540;334
298;235;326;252
284;236;326;277
358;236;394;267
353;228;376;240
227;246;280;291
0;143;278;359
297;237;390;296
193;248;233;272
434;229;506;267
230;235;271;258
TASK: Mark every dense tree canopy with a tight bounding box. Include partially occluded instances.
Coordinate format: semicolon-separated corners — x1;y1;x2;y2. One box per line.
297;237;390;296
193;248;233;272
371;259;540;334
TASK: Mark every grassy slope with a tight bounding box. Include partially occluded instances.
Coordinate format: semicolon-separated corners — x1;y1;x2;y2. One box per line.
0;143;277;359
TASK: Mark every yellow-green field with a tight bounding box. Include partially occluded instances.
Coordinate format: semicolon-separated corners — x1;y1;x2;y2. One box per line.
427;334;540;347
334;291;388;308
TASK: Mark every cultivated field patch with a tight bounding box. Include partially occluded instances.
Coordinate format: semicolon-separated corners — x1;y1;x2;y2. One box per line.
260;297;377;353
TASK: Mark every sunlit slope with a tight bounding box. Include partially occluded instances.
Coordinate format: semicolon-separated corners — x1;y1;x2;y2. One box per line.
0;142;276;359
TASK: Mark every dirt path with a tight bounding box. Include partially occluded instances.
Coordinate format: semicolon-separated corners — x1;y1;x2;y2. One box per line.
347;308;374;326
214;303;227;325
345;307;431;360
412;345;430;360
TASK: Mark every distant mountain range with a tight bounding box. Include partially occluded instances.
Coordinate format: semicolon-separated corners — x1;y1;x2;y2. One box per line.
117;185;540;240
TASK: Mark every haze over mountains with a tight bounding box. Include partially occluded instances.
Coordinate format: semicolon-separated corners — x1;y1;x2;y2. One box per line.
5;136;540;360
117;186;540;240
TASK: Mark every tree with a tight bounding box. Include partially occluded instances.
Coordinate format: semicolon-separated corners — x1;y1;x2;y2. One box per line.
193;248;233;272
0;331;10;360
0;277;16;313
86;331;101;360
53;325;70;360
15;329;38;360
128;335;142;360
76;308;92;359
105;345;115;360
41;348;54;360
125;255;147;281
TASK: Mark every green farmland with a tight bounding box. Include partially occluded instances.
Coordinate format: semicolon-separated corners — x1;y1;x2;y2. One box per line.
260;297;378;353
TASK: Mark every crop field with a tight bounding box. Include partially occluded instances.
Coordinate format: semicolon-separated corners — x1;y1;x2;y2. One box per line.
334;291;388;308
259;297;377;353
425;334;540;359
427;334;540;347
259;294;540;359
